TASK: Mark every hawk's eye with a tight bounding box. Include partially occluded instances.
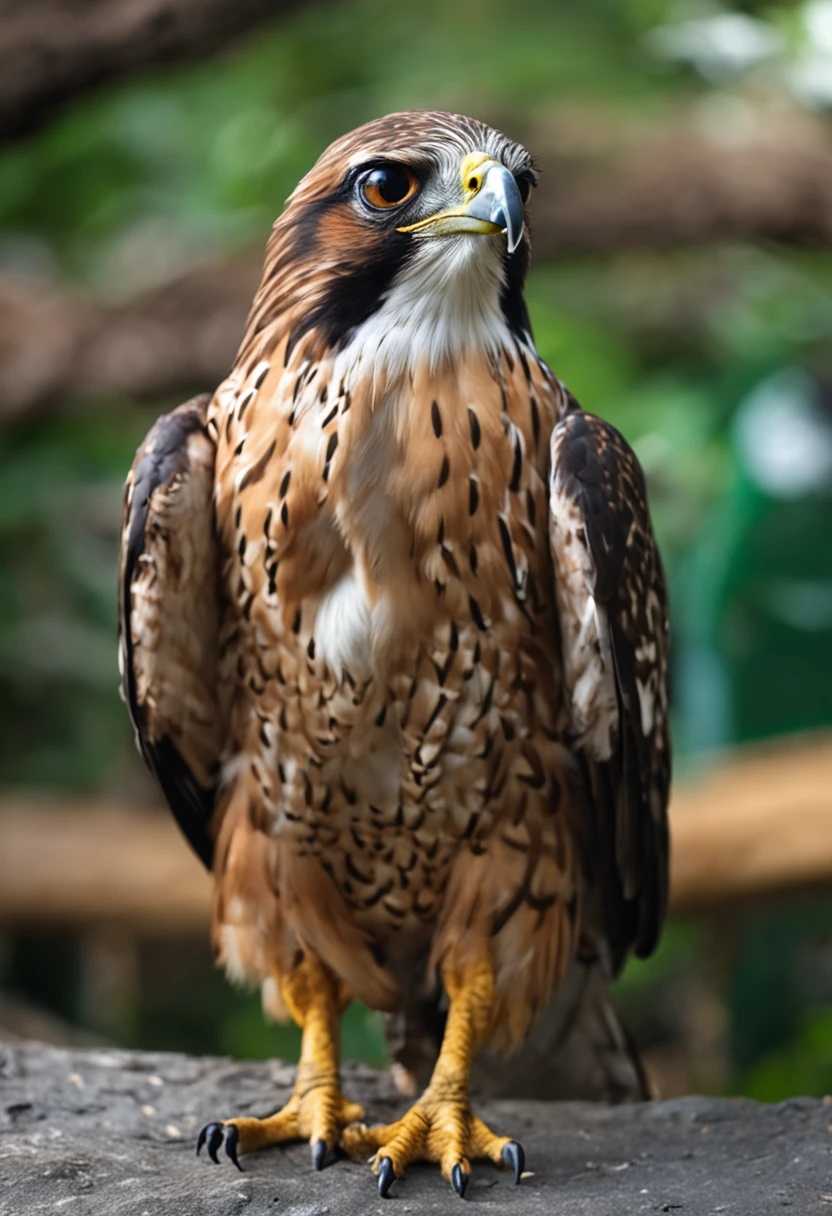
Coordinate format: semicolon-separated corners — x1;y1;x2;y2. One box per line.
361;165;418;209
515;173;533;204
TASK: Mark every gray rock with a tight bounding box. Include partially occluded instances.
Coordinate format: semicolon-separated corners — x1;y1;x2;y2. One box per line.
0;1042;829;1215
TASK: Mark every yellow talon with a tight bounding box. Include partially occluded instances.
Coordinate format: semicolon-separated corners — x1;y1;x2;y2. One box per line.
341;955;524;1196
342;1096;511;1194
197;955;361;1167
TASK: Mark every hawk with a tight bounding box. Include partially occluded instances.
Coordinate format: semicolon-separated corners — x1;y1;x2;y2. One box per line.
119;111;670;1198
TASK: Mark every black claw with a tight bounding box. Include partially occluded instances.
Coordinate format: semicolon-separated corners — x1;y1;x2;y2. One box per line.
225;1124;242;1171
451;1163;469;1198
377;1156;396;1199
197;1122;225;1163
312;1139;327;1171
207;1122;224;1164
502;1140;525;1185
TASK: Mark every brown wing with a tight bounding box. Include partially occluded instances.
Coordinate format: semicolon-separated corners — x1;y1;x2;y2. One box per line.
548;407;670;973
118;393;221;869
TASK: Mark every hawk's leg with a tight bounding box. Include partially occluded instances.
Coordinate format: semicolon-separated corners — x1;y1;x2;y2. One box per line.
197;954;362;1169
341;955;523;1197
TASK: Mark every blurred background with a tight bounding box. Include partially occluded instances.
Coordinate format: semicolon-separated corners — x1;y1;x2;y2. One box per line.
1;0;832;1102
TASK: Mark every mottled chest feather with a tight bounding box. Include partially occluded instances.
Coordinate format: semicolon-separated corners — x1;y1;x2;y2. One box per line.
211;334;563;660
206;336;571;932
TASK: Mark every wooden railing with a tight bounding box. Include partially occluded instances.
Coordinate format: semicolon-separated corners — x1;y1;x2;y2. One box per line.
1;733;830;934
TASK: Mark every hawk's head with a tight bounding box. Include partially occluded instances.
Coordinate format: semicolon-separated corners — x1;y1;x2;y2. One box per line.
248;111;537;377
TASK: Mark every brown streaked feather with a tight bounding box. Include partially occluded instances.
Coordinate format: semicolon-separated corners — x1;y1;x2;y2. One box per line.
118;394;222;869
548;408;671;972
471;953;652;1101
280;849;400;1013
205;316;576;1027
431;811;579;1055
211;781;284;991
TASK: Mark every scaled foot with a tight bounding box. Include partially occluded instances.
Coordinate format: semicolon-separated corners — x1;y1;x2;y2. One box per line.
197;1082;364;1171
340;1085;524;1198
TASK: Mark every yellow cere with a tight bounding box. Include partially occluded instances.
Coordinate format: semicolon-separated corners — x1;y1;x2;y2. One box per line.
459;151;493;200
396;151;503;237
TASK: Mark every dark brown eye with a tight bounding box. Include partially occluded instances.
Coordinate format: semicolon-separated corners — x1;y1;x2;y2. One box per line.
516;173;533;204
361;165;418;209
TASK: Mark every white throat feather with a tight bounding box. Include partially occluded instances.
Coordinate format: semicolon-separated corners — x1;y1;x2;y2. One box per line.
332;235;512;391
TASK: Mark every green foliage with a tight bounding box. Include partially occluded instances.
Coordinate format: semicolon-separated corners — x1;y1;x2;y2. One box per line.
743;1009;832;1101
0;408;151;787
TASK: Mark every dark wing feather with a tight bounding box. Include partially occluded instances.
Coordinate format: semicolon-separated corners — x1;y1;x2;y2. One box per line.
548;408;670;973
118;393;221;869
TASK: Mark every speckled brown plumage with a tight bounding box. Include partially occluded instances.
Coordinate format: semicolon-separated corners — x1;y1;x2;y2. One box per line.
119;110;670;1193
205;329;578;1035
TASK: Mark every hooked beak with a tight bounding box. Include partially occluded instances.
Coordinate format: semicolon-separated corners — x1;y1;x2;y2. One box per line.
397;154;525;253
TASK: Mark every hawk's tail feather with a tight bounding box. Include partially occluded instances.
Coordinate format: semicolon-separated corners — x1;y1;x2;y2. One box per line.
384;954;650;1103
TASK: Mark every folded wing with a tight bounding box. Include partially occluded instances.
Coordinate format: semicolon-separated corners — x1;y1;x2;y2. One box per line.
118;394;221;869
548;408;670;972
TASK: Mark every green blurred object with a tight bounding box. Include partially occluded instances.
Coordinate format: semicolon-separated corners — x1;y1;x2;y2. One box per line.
219;993;387;1068
679;370;832;753
743;1008;832;1102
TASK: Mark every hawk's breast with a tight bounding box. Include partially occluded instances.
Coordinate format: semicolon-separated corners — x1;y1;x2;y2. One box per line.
209;341;572;936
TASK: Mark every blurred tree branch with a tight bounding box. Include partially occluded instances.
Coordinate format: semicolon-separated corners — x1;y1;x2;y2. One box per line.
0;257;259;418
534;114;832;252
4;114;832;418
0;0;305;139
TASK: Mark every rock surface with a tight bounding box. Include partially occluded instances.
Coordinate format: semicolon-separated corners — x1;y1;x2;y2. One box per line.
1;1042;830;1215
